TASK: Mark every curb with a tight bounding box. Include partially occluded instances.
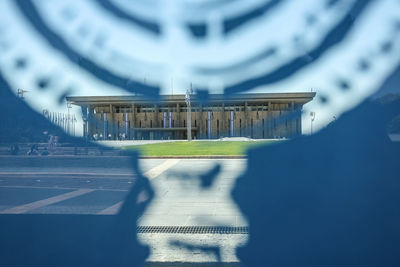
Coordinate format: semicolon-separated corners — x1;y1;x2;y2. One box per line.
138;155;246;159
0;155;247;159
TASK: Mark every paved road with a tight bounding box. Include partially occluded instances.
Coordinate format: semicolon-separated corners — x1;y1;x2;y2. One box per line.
0;157;248;263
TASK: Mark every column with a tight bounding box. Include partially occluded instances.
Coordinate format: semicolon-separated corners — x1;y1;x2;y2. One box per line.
82;106;88;139
176;103;180;127
102;112;107;140
153;104;158;139
154;105;159;127
290;101;294;137
131;104;135;139
87;105;94;138
176;103;181;139
221;103;225;137
267;101;272;138
244;101;249;137
199;104;203;139
109;104;114;140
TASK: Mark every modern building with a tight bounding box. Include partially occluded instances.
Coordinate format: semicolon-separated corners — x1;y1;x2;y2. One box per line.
66;93;315;140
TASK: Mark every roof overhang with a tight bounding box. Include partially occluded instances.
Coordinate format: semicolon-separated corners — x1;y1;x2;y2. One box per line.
66;92;316;106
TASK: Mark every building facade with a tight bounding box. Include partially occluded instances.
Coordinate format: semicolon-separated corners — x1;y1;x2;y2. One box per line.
66;93;315;140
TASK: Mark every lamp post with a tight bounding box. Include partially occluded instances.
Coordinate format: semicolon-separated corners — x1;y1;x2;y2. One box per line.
17;88;29;99
186;84;193;141
67;102;72;135
310;111;315;135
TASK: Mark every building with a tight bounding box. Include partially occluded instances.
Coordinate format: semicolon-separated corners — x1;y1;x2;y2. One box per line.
66;92;315;140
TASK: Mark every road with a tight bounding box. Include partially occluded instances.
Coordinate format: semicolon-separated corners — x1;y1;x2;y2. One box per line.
0;157;248;263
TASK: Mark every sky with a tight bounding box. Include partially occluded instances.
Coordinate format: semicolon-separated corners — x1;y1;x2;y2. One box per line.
0;0;399;136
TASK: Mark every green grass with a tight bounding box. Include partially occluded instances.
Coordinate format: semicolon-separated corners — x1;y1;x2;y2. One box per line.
123;140;279;156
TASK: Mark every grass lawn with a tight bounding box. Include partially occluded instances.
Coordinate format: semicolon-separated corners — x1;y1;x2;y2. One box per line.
123;140;280;156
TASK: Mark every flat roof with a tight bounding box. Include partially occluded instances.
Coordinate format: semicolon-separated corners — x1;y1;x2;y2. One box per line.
66;92;316;106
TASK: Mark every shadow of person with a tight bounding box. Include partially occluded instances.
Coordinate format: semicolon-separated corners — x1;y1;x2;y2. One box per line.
167;163;221;190
0;74;155;266
169;240;222;262
232;99;400;266
0;153;154;267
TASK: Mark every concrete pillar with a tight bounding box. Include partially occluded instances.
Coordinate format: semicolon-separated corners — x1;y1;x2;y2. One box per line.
176;103;180;139
87;106;94;138
82;106;89;139
290;101;294;137
199;104;203;138
168;107;172;128
131;104;135;139
230;111;234;137
83;120;88;139
102;112;107;140
154;105;158;127
109;104;114;139
207;111;212;139
298;105;302;136
267;101;272;138
221;103;225;137
244;101;249;137
154;104;158;139
176;103;180;127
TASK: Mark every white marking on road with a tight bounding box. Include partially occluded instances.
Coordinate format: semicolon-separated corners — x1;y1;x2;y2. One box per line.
97;201;123;215
97;159;180;215
0;189;94;214
144;159;181;180
0;185;128;192
0;172;133;177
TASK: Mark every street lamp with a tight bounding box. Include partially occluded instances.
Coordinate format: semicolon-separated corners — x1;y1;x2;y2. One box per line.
17;88;29;99
67;102;72;135
185;83;193;141
310;111;315;134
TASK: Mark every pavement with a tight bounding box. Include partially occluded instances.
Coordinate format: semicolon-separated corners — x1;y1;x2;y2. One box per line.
96;140;179;147
0;157;248;264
